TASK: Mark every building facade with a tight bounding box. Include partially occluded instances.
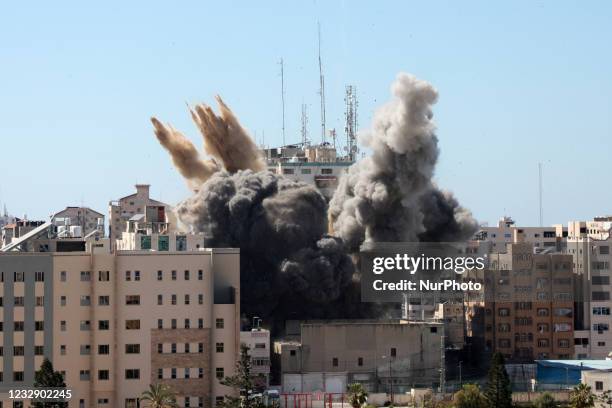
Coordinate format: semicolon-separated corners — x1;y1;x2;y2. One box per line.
240;328;271;388
0;239;240;408
52;206;105;237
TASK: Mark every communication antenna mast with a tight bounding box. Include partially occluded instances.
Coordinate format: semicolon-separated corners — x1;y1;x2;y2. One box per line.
301;103;309;146
538;162;543;227
280;58;286;146
344;85;359;161
318;22;326;144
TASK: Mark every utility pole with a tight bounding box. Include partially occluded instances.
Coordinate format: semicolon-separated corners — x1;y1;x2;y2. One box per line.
301;103;309;146
440;336;446;394
280;58;286;146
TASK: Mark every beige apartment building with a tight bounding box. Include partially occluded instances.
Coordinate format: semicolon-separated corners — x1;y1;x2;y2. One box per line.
484;243;575;362
278;320;444;393
0;237;240;408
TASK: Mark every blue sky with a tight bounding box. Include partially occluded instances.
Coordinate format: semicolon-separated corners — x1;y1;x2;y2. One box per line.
1;1;611;226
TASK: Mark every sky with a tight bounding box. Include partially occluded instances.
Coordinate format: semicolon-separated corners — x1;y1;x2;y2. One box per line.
1;0;611;227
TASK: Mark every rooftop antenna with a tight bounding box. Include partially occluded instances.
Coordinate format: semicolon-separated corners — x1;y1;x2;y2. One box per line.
538;162;543;227
279;58;286;146
344;85;359;161
301;103;309;146
318;22;326;144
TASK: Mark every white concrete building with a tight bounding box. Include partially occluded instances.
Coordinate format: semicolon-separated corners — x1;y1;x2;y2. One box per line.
240;327;271;388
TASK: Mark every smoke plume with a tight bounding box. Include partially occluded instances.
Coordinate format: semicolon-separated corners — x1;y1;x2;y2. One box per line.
328;73;477;251
154;72;477;328
174;170;361;323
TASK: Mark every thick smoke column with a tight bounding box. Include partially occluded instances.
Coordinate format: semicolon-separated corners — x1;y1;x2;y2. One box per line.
175;170;361;323
152;96;265;190
329;73;477;250
151;118;219;189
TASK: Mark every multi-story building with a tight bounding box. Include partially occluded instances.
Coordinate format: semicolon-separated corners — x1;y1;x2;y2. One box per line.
0;231;240;407
240;327;271;388
277;320;444;393
108;184;170;248
474;216;567;253
484;243;575;362
1;219;46;248
52;206;105;237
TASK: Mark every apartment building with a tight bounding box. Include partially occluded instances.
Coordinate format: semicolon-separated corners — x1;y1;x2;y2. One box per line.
278;320;444;393
53;206;105;237
108;184;170;247
240;328;271;388
474;216;566;252
484;243;575;362
0;235;240;408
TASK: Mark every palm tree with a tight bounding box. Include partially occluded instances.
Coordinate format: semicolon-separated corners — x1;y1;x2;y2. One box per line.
140;384;178;408
569;383;595;408
347;383;368;408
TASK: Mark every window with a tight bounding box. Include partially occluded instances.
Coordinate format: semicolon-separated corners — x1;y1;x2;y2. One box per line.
198;319;204;329
13;371;24;381
80;345;91;355
321;168;333;174
596;381;604;391
332;358;339;367
171;343;177;354
125;320;140;330
358;357;363;366
198;294;204;305
592;291;610;301
216;368;224;379
99;296;110;306
537;308;549;317
172;270;177;281
157;294;163;305
157;319;163;329
199;368;204;379
185;368;190;379
185;270;190;280
290;350;297;356
171;368;177;379
14;321;24;331
98;270;110;281
198;343;204;353
594;323;610;332
141;235;151;250
159;236;169;251
35;271;44;281
301;168;312;174
600;246;610;255
171;295;177;305
80;295;91;306
498;323;511;332
216;318;224;329
99;320;110;330
157;270;163;280
98;370;109;380
158;368;163;379
134;270;140;281
171;319;177;329
34;345;44;355
498;308;510;316
125;369;140;380
14;272;24;282
177;235;187;251
125;344;140;354
283;168;295;175
36;296;47;307
126;399;139;408
126;295;140;305
98;345;110;355
216;342;224;353
185;319;190;329
98;399;110;405
60;321;66;331
198;270;203;280
13;346;24;356
558;339;570;348
498;339;511;348
80;320;91;331
158;344;163;354
80;271;91;281
80;370;90;381
593;307;611;315
60;271;67;281
14;297;24;306
185;294;190;305
592;276;610;285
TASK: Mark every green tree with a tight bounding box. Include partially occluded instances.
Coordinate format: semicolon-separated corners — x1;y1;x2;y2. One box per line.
484;353;512;408
534;392;558;408
569;383;595;408
347;383;368;408
140;384;178;408
218;343;263;408
453;384;488;408
599;390;612;408
32;358;68;408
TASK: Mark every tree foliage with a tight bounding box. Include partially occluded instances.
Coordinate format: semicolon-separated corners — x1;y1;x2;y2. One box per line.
218;343;264;408
347;383;368;408
534;392;558;408
484;353;512;408
32;358;68;408
453;384;488;408
569;383;595;408
140;383;178;408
